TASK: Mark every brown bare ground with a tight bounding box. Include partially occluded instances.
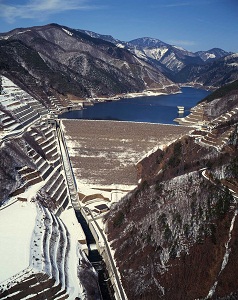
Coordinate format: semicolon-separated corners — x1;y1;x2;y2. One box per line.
62;120;191;188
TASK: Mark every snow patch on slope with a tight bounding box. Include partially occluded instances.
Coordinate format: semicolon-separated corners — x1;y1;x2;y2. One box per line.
0;201;37;282
228;63;238;67
143;47;169;60
62;28;73;36
206;53;216;59
116;43;125;48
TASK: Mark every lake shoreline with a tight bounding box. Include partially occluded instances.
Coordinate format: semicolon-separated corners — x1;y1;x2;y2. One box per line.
84;88;182;104
60;87;211;125
76;83;212;106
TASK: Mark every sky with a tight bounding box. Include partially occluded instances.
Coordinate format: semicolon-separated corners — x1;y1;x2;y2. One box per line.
0;0;237;53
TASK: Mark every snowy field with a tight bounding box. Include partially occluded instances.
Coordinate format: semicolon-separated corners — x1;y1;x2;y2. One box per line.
0;201;37;282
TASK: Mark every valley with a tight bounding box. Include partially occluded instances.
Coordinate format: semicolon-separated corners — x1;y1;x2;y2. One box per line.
0;22;238;300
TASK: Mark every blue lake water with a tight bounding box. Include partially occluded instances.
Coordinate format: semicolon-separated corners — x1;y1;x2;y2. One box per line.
60;87;211;124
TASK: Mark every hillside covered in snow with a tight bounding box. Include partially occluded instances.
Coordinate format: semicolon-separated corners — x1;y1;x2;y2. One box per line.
0;77;100;300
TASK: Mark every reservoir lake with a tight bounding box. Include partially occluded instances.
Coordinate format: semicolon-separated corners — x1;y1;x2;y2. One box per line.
60;87;211;124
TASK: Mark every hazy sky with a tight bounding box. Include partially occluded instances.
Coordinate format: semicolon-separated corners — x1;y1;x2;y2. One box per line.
0;0;237;52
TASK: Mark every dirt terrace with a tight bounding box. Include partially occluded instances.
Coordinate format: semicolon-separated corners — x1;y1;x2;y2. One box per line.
61;120;192;189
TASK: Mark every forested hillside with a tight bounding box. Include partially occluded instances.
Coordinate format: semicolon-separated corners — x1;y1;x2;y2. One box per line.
106;82;238;299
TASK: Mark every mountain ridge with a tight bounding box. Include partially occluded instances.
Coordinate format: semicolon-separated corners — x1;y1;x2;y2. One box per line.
0;23;236;106
78;29;232;72
0;23;179;106
173;53;238;87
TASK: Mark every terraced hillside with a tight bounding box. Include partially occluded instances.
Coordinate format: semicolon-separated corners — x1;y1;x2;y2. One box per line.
0;76;100;299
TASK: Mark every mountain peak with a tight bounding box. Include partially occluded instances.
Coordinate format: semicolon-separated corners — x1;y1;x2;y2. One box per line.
129;37;169;48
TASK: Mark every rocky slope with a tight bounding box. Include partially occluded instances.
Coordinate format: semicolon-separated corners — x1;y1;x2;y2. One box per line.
0;138;35;203
0;24;234;105
127;37;204;73
0;24;178;106
105;82;238;299
174;53;238;87
79;30;236;89
127;38;237;87
79;31;231;75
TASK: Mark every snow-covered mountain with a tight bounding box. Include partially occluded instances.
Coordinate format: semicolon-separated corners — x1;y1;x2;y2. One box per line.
0;24;233;104
195;47;231;62
174;52;238;87
127;37;201;72
129;37;169;48
0;24;178;106
78;31;231;74
127;37;232;73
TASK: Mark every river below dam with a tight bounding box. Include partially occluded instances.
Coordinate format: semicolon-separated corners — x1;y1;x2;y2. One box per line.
60;87;211;124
